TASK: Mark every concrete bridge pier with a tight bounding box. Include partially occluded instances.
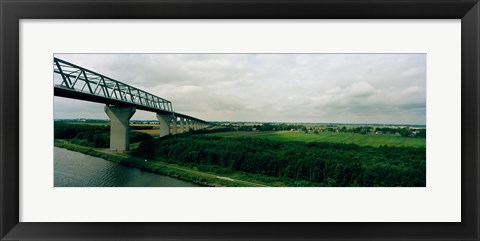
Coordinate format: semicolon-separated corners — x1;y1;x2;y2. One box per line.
157;114;173;137
190;120;195;130
172;117;178;134
178;118;184;133
185;119;191;132
184;119;188;132
104;105;136;152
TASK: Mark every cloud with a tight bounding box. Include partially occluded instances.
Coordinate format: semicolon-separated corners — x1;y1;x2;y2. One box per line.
54;53;426;124
346;81;376;97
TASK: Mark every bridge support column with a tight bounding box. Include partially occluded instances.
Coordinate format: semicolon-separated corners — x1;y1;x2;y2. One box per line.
190;120;194;131
185;119;191;132
179;118;184;133
104;105;136;152
157;114;173;137
172;117;178;134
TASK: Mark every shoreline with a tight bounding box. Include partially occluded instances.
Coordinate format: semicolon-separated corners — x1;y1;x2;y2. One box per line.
54;140;269;187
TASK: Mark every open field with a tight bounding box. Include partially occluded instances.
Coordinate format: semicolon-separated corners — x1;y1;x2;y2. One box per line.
204;131;426;148
130;123;159;128
66;122;108;126
131;129;160;136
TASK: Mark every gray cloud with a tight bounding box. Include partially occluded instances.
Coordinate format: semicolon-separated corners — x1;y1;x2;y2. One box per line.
54;53;426;124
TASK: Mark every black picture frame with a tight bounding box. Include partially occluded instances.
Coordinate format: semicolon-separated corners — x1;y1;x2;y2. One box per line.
1;0;479;240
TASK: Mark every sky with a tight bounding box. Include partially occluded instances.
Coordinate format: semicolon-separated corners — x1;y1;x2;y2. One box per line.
54;53;426;125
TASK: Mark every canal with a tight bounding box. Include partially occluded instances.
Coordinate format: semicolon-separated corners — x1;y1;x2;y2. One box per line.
54;147;201;187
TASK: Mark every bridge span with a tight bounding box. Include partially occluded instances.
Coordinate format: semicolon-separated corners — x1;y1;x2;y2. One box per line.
54;57;210;151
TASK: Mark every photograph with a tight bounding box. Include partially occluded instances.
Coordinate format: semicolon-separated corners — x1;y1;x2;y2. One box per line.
53;53;426;187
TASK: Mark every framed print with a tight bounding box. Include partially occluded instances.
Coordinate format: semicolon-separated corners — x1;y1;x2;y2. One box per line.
1;0;479;240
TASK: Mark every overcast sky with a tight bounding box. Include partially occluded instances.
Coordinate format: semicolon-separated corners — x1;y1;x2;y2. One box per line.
54;53;426;125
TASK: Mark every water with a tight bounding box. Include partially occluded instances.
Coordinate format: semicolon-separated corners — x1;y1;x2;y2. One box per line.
54;147;201;187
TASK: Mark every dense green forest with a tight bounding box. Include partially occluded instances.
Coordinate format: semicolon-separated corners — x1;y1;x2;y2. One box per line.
54;122;152;148
134;135;426;187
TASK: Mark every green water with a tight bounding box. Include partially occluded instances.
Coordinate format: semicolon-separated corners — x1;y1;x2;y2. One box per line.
54;147;201;187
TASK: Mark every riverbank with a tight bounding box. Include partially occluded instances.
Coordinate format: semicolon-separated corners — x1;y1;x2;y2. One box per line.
54;147;202;187
54;140;274;187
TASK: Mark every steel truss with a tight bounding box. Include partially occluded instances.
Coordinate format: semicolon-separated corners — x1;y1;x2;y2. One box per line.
54;57;173;112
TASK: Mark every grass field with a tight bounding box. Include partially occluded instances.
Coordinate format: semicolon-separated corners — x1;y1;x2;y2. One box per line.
65;122;108;126
131;129;159;136
205;131;426;148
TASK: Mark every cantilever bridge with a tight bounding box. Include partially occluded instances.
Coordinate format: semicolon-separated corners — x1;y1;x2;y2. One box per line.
54;57;210;151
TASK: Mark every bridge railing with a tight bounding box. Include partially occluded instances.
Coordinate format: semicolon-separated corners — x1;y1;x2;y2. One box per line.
53;57;173;112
